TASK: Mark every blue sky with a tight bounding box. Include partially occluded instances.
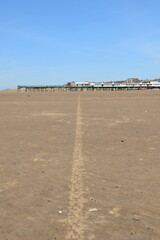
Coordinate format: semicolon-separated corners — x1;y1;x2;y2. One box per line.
0;0;160;89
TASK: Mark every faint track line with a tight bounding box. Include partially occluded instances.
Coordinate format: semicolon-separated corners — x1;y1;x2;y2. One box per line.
66;94;87;240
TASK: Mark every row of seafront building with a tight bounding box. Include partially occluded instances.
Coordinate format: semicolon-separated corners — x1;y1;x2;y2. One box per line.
66;79;160;87
17;79;160;92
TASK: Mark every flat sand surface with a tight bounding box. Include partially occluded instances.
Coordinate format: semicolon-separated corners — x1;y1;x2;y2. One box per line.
0;90;160;240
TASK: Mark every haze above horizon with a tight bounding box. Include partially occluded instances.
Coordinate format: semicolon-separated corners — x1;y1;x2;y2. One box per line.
0;0;160;90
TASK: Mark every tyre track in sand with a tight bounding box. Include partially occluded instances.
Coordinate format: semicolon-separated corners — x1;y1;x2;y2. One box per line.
66;94;89;240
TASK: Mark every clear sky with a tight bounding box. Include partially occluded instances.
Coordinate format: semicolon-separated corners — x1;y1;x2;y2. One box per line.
1;0;160;89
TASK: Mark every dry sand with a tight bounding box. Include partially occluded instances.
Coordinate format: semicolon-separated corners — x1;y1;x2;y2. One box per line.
0;90;160;240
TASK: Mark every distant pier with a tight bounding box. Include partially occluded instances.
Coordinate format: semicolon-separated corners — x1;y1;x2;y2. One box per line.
17;83;160;92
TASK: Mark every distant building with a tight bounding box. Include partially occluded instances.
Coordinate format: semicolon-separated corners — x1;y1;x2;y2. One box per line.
65;81;75;86
74;81;90;87
149;80;160;85
126;78;140;83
